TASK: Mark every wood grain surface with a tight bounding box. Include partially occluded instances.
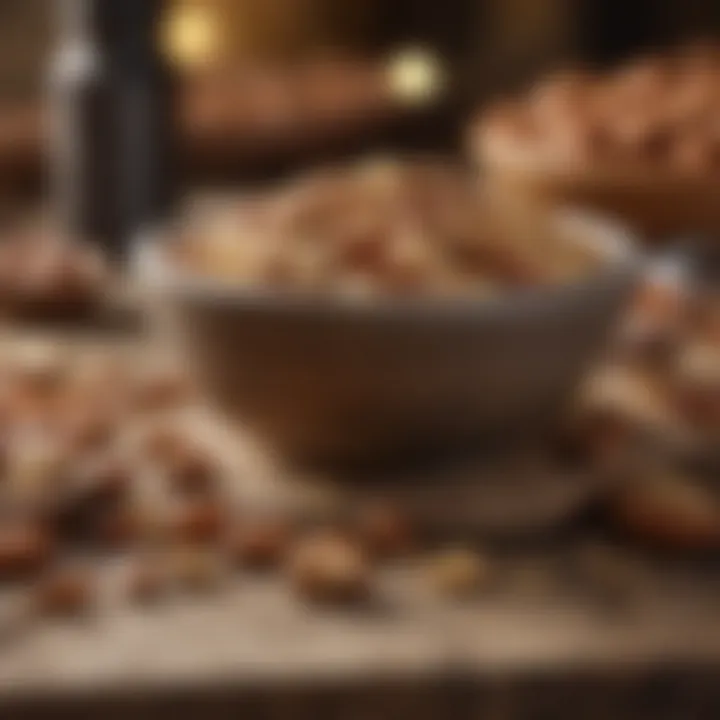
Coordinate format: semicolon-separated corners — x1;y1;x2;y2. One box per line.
0;330;719;720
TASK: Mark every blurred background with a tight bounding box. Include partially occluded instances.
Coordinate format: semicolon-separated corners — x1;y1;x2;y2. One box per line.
0;0;719;194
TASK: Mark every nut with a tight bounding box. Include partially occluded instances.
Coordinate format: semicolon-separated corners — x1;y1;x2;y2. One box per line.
355;503;414;559
0;520;52;580
168;547;224;593
53;457;133;544
164;444;219;497
95;505;140;548
428;548;491;598
611;470;720;550
5;435;71;507
72;456;132;506
58;406;116;454
141;427;189;464
126;559;167;604
133;368;192;412
12;345;68;398
34;565;94;617
168;499;224;545
288;531;370;604
229;517;291;571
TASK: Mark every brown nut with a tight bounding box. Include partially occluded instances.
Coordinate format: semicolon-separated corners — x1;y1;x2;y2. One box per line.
59;406;116;455
556;407;641;469
12;247;101;319
611;471;720;550
53;458;133;544
355;503;414;559
611;112;674;161
0;520;52;580
288;531;370;604
74;456;132;505
673;384;720;430
95;505;140;548
672;344;720;428
229;517;291;571
168;499;225;545
612;57;672;103
133;368;192;412
34;565;94;617
168;547;224;593
140;426;192;465
4;436;72;507
126;559;167;604
164;444;219;497
672;134;720;175
530;72;595;126
428;548;491;598
13;348;68;398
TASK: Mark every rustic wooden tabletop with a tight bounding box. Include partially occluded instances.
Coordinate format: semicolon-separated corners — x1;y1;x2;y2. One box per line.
0;324;719;720
1;545;720;719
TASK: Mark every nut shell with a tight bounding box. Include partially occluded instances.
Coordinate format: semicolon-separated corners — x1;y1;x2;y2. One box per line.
288;531;370;604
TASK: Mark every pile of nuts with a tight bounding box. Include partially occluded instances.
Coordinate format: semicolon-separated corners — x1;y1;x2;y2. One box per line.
1;278;718;624
476;44;720;175
0;343;494;620
565;279;720;549
172;159;604;297
602;281;719;446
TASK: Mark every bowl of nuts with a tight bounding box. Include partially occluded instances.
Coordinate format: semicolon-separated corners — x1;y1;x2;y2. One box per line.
137;159;640;467
472;45;720;241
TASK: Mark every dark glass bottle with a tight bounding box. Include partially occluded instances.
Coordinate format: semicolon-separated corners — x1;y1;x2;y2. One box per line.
49;0;174;260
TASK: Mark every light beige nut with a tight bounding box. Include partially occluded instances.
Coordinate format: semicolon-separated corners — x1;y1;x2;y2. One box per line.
288;531;370;604
428;547;492;598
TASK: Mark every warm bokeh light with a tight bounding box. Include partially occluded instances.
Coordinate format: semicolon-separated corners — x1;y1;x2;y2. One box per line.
162;2;222;70
386;46;445;106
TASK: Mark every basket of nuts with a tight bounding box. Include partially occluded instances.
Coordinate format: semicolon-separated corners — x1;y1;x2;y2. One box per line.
471;44;720;241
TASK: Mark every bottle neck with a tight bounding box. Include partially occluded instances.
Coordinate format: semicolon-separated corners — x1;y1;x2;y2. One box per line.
57;0;165;68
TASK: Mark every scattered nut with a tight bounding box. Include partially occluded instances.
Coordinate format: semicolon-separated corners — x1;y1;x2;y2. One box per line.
52;457;133;543
168;499;224;545
0;520;52;581
141;427;189;464
133;368;192;412
168;547;224;593
5;435;71;507
574;543;648;607
126;559;167;604
428;548;491;598
229;517;291;571
33;565;94;617
95;505;140;548
611;470;720;550
58;406;116;454
355;503;414;559
164;444;219;497
72;456;132;506
288;531;370;604
12;345;68;398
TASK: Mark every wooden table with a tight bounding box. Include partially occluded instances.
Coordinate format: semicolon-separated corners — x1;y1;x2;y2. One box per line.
1;533;720;719
1;328;720;720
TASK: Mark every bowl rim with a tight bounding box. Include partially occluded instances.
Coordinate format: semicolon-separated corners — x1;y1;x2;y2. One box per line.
133;207;643;321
